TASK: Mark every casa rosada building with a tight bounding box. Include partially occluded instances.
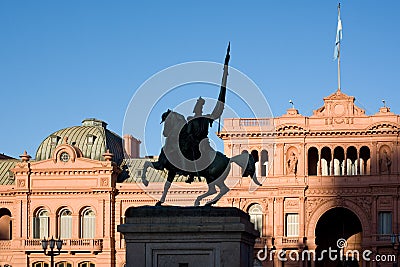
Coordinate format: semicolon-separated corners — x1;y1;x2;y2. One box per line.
0;90;400;267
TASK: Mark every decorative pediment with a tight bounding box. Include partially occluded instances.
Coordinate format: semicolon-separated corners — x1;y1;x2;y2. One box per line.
312;90;366;118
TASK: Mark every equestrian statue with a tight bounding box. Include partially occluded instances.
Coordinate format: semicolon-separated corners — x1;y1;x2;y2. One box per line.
141;43;262;206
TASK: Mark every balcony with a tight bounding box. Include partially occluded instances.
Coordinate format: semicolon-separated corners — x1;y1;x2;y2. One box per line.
307;174;400;187
282;237;300;244
23;238;103;253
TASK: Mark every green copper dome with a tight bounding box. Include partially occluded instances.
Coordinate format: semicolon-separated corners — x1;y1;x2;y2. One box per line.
35;118;123;164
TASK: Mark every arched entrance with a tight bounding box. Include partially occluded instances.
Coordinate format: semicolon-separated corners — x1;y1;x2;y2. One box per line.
315;207;362;267
0;208;12;240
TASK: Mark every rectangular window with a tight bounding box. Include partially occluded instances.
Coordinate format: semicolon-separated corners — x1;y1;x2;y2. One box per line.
285;213;299;237
83;216;95;238
33;217;49;239
378;212;392;235
60;216;72;239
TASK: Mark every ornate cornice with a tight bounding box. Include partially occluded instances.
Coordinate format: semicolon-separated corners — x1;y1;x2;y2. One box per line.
220;129;399;138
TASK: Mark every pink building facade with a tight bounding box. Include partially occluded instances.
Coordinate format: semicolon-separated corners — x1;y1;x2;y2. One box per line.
0;90;399;267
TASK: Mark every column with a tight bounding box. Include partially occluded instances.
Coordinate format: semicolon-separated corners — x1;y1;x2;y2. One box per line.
267;197;274;241
371;142;378;175
299;197;305;237
72;214;79;239
50;209;57;238
394;195;398;234
275;197;284;239
344;149;347;176
276;144;284;176
318;148;321;176
372;196;377;237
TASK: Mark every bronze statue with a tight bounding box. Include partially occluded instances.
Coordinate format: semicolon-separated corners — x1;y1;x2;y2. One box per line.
141;43;262;206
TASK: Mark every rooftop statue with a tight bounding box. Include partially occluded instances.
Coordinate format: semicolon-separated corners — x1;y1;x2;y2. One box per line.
141;43;262;206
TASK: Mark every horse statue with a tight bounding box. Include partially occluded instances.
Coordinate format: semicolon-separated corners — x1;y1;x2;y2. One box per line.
141;111;262;206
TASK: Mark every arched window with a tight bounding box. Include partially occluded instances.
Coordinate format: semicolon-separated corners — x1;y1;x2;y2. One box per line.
307;147;318;176
78;262;95;267
33;209;49;239
321;147;331;176
81;208;95;238
0;208;12;240
346;146;358;175
251;150;260;177
56;262;72;267
360;146;371;175
333;147;345;176
32;262;49;267
58;208;72;239
248;204;263;236
260;150;269;176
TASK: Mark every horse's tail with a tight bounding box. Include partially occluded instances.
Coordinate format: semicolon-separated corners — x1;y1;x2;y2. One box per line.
230;153;262;186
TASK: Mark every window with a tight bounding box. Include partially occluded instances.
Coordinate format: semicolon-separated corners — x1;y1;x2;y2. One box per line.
50;135;59;146
307;147;318;176
78;262;95;267
81;208;95;238
0;208;12;240
56;262;72;267
59;209;72;239
260;150;269;176
8;170;14;180
378;212;392;235
33;209;49;239
285;213;299;237
248;204;263;236
60;152;70;162
86;134;95;145
33;262;49;267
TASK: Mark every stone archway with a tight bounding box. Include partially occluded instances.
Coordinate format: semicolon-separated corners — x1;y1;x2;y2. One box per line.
315;207;362;267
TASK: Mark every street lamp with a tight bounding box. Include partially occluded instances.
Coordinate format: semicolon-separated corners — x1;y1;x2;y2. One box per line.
41;236;63;267
391;233;400;267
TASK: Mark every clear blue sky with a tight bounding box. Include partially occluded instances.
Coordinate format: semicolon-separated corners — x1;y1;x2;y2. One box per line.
1;1;399;158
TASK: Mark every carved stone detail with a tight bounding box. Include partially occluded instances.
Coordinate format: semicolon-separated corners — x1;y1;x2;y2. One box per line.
354;196;372;220
306;197;326;220
17;179;25;187
284;198;299;210
101;177;109;186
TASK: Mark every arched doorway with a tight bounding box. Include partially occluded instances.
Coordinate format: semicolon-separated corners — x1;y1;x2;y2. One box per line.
0;208;12;240
315;207;362;267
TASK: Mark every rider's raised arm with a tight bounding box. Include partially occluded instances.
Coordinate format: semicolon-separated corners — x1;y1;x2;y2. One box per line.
210;43;230;120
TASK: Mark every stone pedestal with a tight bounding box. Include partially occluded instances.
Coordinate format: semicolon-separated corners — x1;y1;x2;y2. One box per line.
118;206;259;267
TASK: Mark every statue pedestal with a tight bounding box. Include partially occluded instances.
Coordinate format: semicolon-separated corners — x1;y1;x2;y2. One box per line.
118;206;259;267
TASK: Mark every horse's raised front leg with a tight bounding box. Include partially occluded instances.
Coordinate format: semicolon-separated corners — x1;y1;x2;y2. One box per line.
141;161;152;187
205;180;230;206
156;170;175;206
194;183;217;206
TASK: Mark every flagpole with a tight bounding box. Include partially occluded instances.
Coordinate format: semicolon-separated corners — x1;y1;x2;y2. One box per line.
337;3;341;91
338;42;341;91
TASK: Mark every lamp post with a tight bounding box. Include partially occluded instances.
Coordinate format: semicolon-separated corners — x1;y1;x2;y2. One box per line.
41;236;63;267
391;233;400;267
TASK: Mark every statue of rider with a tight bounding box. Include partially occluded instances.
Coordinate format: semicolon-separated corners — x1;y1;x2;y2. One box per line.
157;43;230;183
183;43;230;183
